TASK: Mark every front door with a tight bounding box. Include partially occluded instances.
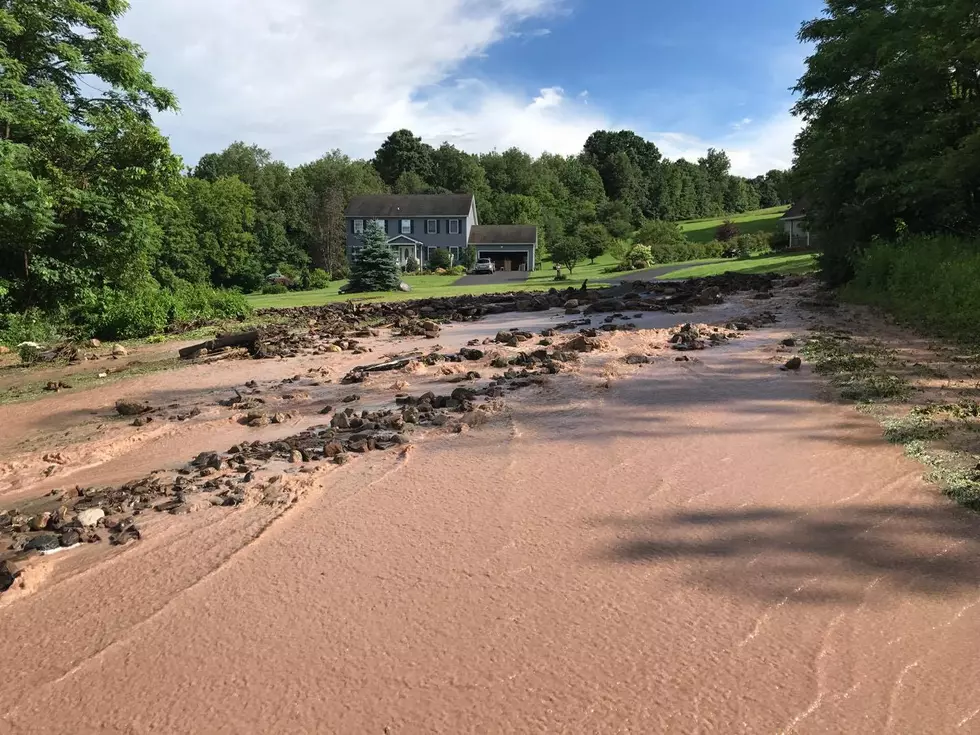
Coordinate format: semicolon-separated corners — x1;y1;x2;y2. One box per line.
400;246;414;268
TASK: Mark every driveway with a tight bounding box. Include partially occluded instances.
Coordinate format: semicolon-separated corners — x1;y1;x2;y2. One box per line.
600;259;728;283
454;270;530;287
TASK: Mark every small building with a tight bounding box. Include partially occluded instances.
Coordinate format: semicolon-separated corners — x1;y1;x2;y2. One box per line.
780;201;811;248
345;194;537;271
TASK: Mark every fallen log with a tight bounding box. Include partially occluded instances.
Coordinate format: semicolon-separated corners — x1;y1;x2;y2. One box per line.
341;353;422;384
178;331;259;360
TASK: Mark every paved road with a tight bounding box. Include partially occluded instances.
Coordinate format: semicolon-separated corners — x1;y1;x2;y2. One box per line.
600;258;729;283
454;270;530;287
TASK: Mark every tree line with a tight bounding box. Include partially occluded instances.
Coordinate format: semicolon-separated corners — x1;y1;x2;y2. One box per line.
0;0;792;323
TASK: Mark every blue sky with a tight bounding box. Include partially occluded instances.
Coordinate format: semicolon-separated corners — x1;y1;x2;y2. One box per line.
119;0;826;175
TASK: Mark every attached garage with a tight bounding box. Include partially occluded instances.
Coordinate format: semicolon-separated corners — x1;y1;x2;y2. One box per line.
479;250;528;272
468;225;537;272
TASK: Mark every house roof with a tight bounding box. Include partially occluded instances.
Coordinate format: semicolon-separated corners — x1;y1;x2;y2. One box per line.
780;201;808;220
468;225;537;245
346;194;474;218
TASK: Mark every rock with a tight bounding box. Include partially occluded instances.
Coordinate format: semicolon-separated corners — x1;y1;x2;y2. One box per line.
342;394;360;403
115;399;151;416
0;345;10;355
76;507;106;527
248;414;271;427
753;292;773;300
131;416;153;427
59;530;81;547
331;411;351;429
325;344;342;353
271;412;288;424
334;453;351;465
25;534;61;552
565;335;601;353
0;561;19;592
402;406;420;424
192;452;223;471
564;299;579;309
781;338;796;347
782;356;803;371
625;354;651;365
323;441;345;458
538;338;553;346
30;512;52;531
460;347;484;360
399;282;412;292
319;405;334;415
89;338;102;348
289;450;304;464
112;344;128;357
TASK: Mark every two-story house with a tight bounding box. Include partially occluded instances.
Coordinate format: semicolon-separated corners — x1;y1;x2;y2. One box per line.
345;194;537;272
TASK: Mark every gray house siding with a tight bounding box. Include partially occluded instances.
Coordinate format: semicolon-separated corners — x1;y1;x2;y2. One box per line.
345;216;472;267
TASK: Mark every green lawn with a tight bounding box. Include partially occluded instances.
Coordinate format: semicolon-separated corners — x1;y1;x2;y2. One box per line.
658;252;818;279
678;205;789;244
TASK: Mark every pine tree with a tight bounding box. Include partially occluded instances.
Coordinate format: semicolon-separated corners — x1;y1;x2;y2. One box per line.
347;222;401;292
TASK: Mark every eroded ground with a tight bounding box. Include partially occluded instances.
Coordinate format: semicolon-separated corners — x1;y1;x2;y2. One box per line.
2;278;980;734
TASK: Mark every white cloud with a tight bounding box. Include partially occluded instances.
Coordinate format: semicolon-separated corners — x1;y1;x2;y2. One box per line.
117;0;798;176
651;111;802;176
118;0;600;164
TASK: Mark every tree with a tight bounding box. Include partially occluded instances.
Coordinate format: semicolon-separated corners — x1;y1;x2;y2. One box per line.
193;143;271;187
431;143;491;199
427;248;452;270
636;220;686;246
372;129;434;187
393;170;437;194
0;0;182;309
404;254;419;274
550;236;586;274
577;223;611;264
347;223;401;292
793;0;980;283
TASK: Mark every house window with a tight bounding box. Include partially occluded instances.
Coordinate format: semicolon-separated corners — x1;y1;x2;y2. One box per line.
353;219;364;234
426;219;437;234
449;219;460;235
449;246;461;263
369;219;385;233
400;219;412;235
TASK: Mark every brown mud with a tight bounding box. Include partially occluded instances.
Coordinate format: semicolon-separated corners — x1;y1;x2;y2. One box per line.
2;276;980;734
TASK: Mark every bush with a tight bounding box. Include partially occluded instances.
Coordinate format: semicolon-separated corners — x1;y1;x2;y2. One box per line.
648;240;726;264
261;283;289;295
636;220;687;247
770;230;791;251
844;235;980;341
621;244;654;270
447;265;467;276
428;248;452;270
0;308;63;347
716;220;740;242
404;255;419;274
307;268;331;290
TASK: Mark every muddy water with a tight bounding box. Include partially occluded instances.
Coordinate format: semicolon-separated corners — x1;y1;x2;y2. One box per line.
3;302;980;733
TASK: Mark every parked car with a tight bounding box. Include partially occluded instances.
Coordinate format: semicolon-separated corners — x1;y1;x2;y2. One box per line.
473;258;495;274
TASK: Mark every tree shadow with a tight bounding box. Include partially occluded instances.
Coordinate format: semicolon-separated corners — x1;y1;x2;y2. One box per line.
588;504;980;603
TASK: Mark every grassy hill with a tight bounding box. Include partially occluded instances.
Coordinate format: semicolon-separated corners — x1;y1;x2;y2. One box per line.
678;205;789;244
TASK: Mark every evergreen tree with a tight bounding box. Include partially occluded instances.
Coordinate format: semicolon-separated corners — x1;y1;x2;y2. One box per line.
347;223;400;293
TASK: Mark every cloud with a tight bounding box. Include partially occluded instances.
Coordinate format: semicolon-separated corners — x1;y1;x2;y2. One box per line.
117;0;596;165
651;111;802;176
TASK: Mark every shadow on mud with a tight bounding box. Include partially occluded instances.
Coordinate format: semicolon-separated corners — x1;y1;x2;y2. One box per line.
589;504;980;603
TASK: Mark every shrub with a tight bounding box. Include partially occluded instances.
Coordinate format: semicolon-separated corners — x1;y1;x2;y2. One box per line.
18;343;42;365
261;283;289;295
427;248;452;270
0;308;63;347
716;220;740;242
404;255;419;274
770;230;791;251
844;235;980;341
621;244;654;270
448;265;467;276
308;268;331;290
636;220;686;247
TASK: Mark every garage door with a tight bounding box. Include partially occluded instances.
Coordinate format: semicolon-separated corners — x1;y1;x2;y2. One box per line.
479;251;528;272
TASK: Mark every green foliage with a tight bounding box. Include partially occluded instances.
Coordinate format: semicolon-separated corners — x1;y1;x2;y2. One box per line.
427;248;453;271
347;223;401;293
551;236;586;273
0;308;61;347
621;244;654;270
460;246;477;269
577;223;611;263
793;0;980;284
648;241;726;265
636;220;687;246
844;236;980;341
372;129;434;187
261;283;289;295
715;220;739;242
307;268;331;290
404;255;419;274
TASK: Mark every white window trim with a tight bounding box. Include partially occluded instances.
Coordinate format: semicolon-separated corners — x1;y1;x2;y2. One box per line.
426;219;437;234
400;219;412;235
372;219;386;232
353;219;364;234
449;219;460;235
